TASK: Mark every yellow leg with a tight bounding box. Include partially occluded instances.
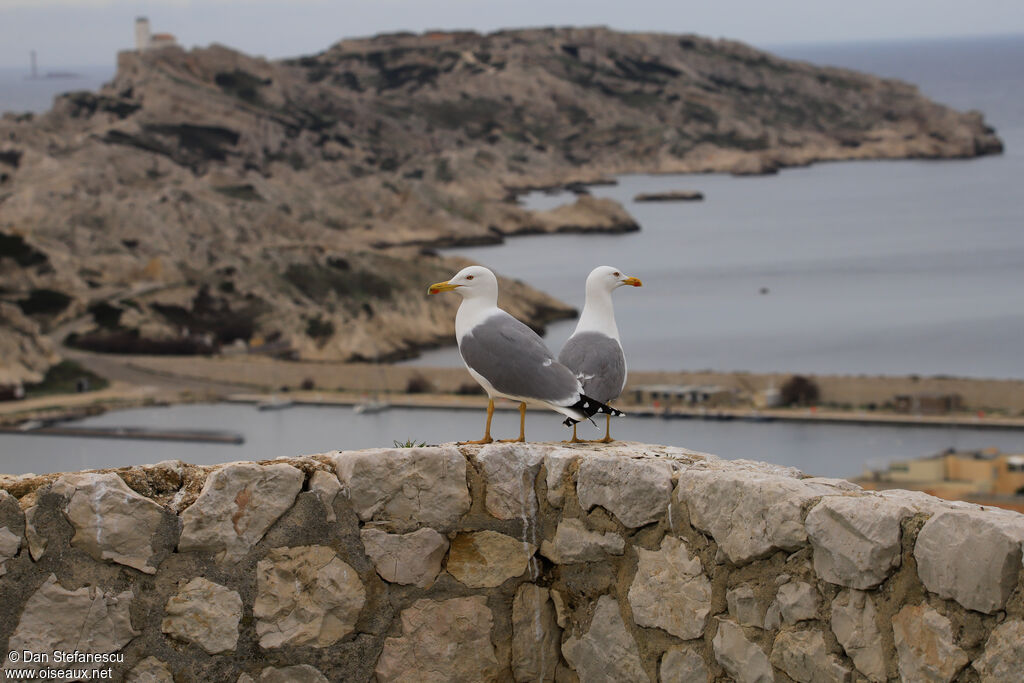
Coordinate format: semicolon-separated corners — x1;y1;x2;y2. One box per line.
563;422;586;444
500;402;527;443
597;413;614;443
460;399;494;445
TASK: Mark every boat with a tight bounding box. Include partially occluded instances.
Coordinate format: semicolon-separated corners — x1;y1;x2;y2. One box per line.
257;396;295;411
354;399;390;415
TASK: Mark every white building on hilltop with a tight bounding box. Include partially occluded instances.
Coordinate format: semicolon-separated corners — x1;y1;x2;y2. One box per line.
135;17;178;51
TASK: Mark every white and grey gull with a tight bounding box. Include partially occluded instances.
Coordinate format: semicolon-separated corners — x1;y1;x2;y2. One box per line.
558;265;642;442
428;265;622;444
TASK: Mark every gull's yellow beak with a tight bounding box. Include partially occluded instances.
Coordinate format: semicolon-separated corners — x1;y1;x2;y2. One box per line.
428;280;460;295
622;276;643;287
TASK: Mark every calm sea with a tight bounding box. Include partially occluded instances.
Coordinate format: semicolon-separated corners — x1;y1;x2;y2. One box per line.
0;65;114;114
412;35;1024;379
3;402;1023;478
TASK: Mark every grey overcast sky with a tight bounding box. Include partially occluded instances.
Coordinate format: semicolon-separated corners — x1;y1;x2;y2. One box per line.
1;0;1023;69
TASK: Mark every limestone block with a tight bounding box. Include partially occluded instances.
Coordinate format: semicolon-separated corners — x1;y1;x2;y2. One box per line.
545;449;578;507
660;647;709;682
0;491;22;575
254;544;365;649
763;601;781;631
539;517;625;564
512;584;561;682
892;604;968;683
678;470;836;563
0;489;20;522
770;630;851;683
308;469;342;522
447;530;536;588
914;509;1024;613
973;619;1024;682
711;618;774;683
830;590;886;683
161;577;242;655
577;454;672;527
4;574;138;673
125;657;173;683
805;495;911;589
375;596;499;682
254;665;329;682
551;589;569;628
727;584;764;628
628;536;712;639
24;505;45;560
562;595;647;683
776;581;818;624
360;527;448;588
178;463;304;563
50;472;166;574
332;447;470;529
477;443;546;520
0;526;19;576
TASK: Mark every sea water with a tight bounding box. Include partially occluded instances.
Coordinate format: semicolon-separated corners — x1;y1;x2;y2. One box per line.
411;36;1024;378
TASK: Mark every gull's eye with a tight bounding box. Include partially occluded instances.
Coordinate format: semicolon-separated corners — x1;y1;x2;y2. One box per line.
613;272;621;277
466;275;475;280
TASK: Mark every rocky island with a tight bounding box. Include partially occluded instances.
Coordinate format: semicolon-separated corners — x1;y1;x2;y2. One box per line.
0;27;1003;384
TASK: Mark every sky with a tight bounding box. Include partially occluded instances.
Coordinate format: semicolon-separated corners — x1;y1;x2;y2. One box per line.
1;0;1023;69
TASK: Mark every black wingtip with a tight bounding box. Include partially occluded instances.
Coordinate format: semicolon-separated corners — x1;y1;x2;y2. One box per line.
562;394;625;426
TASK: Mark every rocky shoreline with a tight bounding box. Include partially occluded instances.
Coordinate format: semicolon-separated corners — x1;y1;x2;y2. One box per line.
0;27;1003;382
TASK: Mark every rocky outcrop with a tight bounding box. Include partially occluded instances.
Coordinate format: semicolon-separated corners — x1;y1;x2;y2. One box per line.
0;303;58;386
0;28;1003;373
634;190;704;202
1;441;1022;681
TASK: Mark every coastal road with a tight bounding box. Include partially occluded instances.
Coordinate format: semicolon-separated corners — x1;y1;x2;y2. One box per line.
61;348;253;397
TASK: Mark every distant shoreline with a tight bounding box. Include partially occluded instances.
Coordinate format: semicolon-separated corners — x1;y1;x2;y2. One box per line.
2;352;1022;429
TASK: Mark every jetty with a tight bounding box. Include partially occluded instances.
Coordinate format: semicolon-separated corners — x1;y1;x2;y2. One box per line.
0;424;244;444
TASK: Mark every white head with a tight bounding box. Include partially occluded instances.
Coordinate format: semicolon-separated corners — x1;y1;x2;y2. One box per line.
586;265;643;294
427;265;499;301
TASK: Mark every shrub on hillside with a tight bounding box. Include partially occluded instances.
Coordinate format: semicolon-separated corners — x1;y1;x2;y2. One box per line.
780;375;820;406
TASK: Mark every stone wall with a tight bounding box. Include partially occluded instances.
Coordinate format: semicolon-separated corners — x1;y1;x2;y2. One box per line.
1;443;1023;682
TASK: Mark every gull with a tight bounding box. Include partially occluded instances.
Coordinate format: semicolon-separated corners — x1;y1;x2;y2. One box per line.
558;266;642;442
428;265;622;444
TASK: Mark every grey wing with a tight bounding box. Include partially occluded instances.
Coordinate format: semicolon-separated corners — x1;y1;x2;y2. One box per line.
557;331;626;403
459;313;581;405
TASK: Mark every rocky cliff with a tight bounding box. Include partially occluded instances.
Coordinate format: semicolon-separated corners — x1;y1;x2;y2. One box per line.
0;28;1003;378
2;443;1022;681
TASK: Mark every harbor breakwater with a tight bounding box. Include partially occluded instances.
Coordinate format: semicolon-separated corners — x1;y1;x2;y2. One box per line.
1;442;1023;681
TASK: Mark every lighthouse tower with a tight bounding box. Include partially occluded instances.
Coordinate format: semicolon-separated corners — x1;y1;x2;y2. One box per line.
135;17;151;51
